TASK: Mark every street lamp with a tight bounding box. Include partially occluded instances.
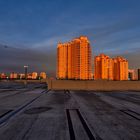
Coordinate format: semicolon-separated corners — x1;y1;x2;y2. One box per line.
24;65;28;86
24;65;28;80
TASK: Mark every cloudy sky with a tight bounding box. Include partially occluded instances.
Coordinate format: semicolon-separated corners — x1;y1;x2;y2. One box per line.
0;0;140;75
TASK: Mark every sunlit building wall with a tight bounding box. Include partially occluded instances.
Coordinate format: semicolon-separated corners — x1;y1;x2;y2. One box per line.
32;72;38;79
19;74;25;79
57;36;92;80
40;72;47;79
27;73;32;79
79;36;92;79
0;73;7;79
57;43;68;79
10;72;18;79
94;54;113;80
94;54;128;80
128;69;136;80
113;57;128;80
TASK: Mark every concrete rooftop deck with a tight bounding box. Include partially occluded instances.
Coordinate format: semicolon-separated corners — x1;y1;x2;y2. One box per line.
0;81;139;140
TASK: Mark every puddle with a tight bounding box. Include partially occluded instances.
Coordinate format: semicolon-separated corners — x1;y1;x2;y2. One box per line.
24;107;52;114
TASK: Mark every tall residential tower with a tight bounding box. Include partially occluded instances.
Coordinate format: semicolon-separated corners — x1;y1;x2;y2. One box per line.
57;36;92;80
94;54;114;80
94;54;128;80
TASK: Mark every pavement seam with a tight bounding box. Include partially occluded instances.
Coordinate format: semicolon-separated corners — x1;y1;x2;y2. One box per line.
0;89;51;127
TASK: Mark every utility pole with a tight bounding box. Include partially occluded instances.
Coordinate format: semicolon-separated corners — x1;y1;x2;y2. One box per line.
24;65;28;87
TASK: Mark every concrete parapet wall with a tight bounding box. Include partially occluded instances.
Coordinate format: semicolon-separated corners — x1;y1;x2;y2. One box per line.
47;80;140;91
0;79;47;83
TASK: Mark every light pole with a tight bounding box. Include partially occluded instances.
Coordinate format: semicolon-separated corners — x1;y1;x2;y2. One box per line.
24;65;28;86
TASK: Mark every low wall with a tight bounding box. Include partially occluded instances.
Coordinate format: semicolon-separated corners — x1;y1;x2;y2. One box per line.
47;80;140;91
0;79;47;83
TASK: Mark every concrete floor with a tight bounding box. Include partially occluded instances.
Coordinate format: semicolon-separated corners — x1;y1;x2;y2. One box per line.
0;82;139;140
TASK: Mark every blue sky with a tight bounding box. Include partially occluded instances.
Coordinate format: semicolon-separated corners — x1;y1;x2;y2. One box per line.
0;0;140;74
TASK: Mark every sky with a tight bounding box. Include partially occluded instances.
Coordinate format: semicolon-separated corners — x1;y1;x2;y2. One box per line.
0;0;140;75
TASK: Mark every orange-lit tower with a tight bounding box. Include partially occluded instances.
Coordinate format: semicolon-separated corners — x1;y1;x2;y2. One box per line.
57;43;68;79
113;57;128;80
94;54;128;80
57;36;92;80
94;54;113;80
79;36;92;79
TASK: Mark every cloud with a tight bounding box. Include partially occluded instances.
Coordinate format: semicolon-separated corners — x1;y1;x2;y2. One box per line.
0;44;56;75
110;48;140;69
78;17;140;40
0;14;140;75
32;35;69;48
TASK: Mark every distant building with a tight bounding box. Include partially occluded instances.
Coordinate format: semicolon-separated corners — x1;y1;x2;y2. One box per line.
10;72;18;79
19;74;25;79
138;69;140;80
0;73;7;79
32;72;38;79
94;54;128;80
57;36;92;80
40;72;47;79
27;73;32;79
128;69;136;80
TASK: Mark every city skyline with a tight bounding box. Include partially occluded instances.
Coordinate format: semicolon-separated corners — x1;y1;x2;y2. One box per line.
0;0;140;74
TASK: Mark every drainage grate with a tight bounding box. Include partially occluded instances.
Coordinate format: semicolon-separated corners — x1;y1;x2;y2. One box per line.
66;109;96;140
24;107;52;115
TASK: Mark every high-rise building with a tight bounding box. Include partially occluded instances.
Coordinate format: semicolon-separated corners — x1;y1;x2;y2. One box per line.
94;54;128;80
94;54;113;80
57;36;92;80
113;57;128;80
